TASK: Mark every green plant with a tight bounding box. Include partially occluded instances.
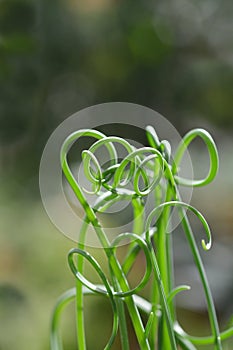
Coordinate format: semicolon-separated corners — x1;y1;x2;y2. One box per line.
50;125;233;349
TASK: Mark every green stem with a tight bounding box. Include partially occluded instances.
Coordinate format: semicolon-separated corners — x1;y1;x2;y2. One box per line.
76;219;89;350
179;206;222;350
61;140;150;350
109;266;130;350
132;197;145;234
149;184;163;348
155;184;175;349
147;239;178;350
108;253;151;349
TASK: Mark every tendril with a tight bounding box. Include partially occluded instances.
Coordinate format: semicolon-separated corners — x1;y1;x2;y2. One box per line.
145;201;212;251
86;136;134;191
172;128;219;187
82;150;102;194
110;232;152;297
68;248;118;350
80;136;166;199
113;147;164;197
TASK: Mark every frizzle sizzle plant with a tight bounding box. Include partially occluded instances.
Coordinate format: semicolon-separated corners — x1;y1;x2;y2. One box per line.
50;125;233;350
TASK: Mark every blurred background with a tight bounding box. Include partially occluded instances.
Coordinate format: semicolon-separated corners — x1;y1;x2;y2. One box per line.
0;0;233;349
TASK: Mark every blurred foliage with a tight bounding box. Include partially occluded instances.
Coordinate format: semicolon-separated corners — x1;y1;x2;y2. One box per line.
0;0;233;184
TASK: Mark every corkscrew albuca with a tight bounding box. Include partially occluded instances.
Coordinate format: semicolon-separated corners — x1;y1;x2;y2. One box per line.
49;125;233;350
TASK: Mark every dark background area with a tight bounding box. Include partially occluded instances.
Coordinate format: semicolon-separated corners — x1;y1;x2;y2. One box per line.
0;0;233;349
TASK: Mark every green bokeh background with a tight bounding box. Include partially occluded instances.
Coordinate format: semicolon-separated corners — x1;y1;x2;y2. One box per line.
0;0;233;349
